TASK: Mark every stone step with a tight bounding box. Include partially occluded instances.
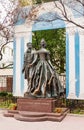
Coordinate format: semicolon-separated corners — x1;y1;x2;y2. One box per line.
3;110;19;117
47;114;66;122
18;111;63;117
19;111;46;117
14;114;65;122
4;112;14;117
3;108;69;122
14;114;47;122
8;110;19;114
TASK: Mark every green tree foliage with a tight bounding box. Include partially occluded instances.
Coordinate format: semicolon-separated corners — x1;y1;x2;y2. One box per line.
18;0;32;6
34;0;54;4
18;0;57;6
32;28;66;74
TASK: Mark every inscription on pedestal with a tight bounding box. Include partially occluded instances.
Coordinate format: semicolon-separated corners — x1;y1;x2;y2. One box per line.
17;98;57;113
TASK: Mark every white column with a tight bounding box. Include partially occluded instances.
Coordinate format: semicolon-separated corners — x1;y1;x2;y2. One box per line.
13;24;32;96
13;37;22;96
78;29;84;99
66;27;77;99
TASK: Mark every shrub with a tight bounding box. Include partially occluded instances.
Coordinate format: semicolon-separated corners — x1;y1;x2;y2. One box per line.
54;108;62;113
8;103;17;110
0;91;8;97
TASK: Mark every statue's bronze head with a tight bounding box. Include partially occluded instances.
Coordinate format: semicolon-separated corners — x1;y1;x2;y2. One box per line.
40;38;46;48
26;42;32;49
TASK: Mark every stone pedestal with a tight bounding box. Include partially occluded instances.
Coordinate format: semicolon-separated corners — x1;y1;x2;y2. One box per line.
17;98;57;113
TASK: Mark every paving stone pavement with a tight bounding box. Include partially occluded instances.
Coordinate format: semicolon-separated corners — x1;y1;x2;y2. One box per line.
0;110;84;130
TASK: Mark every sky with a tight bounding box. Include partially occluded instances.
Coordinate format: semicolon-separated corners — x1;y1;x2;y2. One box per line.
0;0;14;47
0;0;17;23
0;1;14;65
0;3;6;23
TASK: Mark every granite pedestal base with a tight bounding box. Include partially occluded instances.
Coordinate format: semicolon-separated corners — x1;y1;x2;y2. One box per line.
17;97;57;113
4;98;69;122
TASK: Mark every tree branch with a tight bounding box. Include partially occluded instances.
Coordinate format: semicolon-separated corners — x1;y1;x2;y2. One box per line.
0;63;13;69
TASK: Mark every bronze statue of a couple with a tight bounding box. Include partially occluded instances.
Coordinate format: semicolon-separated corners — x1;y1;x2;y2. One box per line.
22;39;64;98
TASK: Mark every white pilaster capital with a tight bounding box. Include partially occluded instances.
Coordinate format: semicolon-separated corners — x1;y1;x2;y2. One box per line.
14;24;32;38
78;28;84;35
66;27;76;36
